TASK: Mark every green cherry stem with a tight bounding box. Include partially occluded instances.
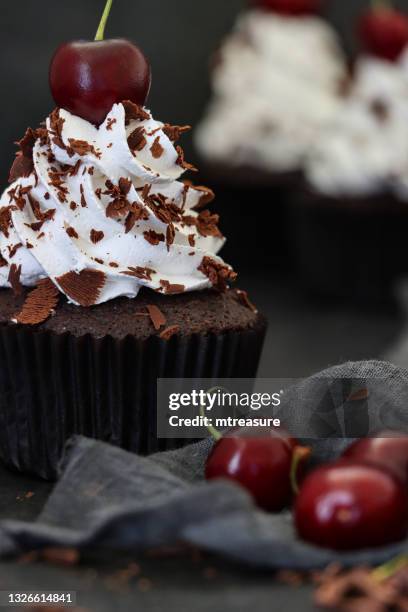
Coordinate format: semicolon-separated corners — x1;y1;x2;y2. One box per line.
95;0;114;42
372;554;408;582
199;403;222;442
372;0;392;9
290;446;311;496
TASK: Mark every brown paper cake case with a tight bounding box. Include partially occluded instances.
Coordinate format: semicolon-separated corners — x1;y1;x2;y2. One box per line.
0;286;267;479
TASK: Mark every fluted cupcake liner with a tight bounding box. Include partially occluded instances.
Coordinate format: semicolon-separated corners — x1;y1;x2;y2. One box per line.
0;320;267;480
289;187;408;305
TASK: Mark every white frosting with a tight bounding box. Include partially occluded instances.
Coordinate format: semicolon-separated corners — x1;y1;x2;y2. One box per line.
0;103;233;305
195;10;347;172
306;55;408;198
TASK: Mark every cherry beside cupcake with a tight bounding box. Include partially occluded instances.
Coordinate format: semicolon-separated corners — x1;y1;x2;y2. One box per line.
0;2;267;479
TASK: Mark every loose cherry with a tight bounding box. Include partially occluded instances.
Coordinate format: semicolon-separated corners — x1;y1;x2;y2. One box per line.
343;431;408;487
49;0;151;125
252;0;323;17
358;1;408;62
295;461;408;550
205;426;310;512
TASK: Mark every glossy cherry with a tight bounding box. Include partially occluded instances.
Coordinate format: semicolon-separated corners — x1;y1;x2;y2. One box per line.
358;3;408;62
295;461;408;550
253;0;323;16
205;427;310;512
49;0;151;125
343;432;408;487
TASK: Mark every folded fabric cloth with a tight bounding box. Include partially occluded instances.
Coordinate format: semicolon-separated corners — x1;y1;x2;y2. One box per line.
1;360;408;570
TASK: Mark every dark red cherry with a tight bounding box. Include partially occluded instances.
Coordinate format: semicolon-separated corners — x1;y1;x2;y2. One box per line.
205;427;310;512
295;461;408;550
343;432;408;487
358;5;408;62
253;0;323;16
49;1;151;125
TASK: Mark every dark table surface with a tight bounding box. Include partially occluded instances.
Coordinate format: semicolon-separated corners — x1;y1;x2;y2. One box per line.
0;274;404;612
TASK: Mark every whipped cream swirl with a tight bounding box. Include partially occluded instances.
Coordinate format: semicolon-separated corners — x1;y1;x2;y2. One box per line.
0;102;235;306
195;10;347;173
306;54;408;198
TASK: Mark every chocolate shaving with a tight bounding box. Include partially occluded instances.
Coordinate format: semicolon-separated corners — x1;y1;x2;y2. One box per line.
8;127;39;183
123;100;150;124
0;206;15;238
25;221;44;232
0;253;7;268
28;194;55;223
121;266;155;281
56;269;106;307
8;264;22;295
159;325;180;340
234;289;258;313
119;177;132;195
146;304;167;331
144;230;165;246
188;234;195;247
14;278;60;325
166;224;175;249
67;138;100;158
106;118;117;131
49;109;66;150
176;146;197;172
192;185;215;210
66;226;79;239
8;243;22;258
80;184;87;208
70;202;77;211
128;127;147;152
159;280;185;294
90;229;104;244
196;210;223;238
198;256;237;292
371;98;389;123
150;137;164;159
163;124;191;142
125;203;149;233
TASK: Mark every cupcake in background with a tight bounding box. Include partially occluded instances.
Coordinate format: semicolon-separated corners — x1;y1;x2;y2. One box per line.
194;0;348;273
291;2;408;304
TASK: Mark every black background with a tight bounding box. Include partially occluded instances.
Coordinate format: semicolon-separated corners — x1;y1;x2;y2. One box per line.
2;0;408;184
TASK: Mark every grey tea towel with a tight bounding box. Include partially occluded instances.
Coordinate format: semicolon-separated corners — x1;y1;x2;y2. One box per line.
1;360;408;570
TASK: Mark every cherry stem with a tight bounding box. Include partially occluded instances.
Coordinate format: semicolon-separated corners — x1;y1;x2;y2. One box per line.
372;0;392;10
372;555;408;582
95;0;114;41
199;403;222;442
290;446;311;496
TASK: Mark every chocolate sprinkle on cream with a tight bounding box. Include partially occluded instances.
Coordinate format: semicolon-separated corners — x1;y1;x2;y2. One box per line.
8;263;22;295
159;280;185;294
159;325;180;340
67;138;101;159
150;137;164;159
90;229;104;244
8;243;22;258
8;127;40;183
123;100;150;124
122;266;155;281
28;194;55;223
198;256;237;292
14;278;59;325
106;118;117;131
66;226;79;239
0;254;7;267
56;269;106;307
162;124;191;142
176;146;197;172
146;304;166;331
144;230;165;246
128;127;147;152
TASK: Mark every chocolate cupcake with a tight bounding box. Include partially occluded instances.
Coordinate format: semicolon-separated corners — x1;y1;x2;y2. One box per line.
0;73;266;476
194;6;348;272
291;54;408;303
